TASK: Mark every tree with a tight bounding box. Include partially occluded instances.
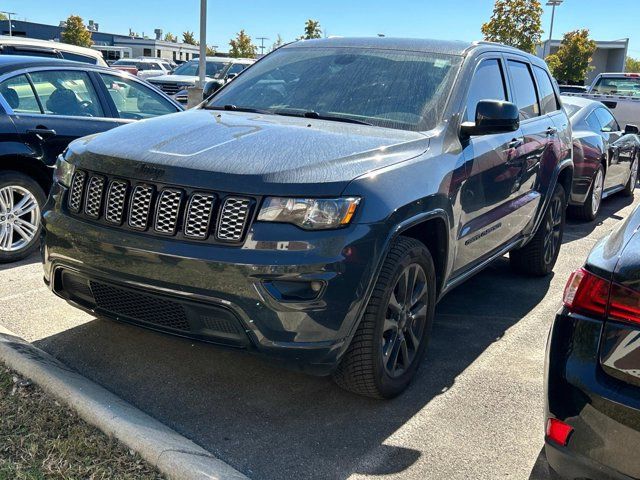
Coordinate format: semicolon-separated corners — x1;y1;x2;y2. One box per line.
182;31;198;45
164;32;177;43
206;45;217;56
626;56;640;73
300;19;322;40
481;0;543;54
545;29;597;84
0;13;7;21
229;30;257;58
271;34;284;51
61;15;93;48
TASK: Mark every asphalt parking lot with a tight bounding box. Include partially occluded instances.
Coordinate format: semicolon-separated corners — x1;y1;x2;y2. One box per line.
1;191;637;480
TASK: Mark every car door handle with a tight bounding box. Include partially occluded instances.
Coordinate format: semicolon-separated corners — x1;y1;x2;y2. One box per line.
508;138;524;149
546;127;558;136
27;128;57;138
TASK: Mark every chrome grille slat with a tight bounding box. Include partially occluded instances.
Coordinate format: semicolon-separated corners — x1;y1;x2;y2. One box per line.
84;175;106;219
217;197;251;242
128;185;155;230
105;180;128;224
184;193;216;239
68;170;87;213
154;189;183;234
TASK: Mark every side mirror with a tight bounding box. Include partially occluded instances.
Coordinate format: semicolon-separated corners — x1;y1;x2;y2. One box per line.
202;81;222;99
227;73;238;80
625;124;639;135
460;100;520;138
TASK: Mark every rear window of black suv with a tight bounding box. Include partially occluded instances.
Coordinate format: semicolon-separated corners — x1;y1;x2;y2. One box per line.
207;47;462;131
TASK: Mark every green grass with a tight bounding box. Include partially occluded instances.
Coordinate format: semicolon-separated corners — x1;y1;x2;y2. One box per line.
0;365;165;480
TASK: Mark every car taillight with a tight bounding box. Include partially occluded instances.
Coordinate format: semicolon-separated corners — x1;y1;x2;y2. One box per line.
563;268;640;326
609;283;640;325
562;268;609;318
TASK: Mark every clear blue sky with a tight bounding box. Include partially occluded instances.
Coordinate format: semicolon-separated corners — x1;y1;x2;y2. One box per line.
4;0;640;56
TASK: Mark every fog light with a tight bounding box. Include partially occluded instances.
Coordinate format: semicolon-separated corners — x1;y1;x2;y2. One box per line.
546;418;573;446
263;280;326;302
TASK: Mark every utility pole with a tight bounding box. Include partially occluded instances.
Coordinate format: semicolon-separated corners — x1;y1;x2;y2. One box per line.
545;0;563;58
0;11;16;36
257;36;269;56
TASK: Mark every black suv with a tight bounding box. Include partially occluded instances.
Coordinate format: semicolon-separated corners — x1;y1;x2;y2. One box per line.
42;38;573;398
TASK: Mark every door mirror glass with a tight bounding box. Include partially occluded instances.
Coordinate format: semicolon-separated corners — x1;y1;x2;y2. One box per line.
461;100;520;137
625;124;639;135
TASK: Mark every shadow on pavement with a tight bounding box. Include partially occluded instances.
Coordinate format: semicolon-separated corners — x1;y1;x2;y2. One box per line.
33;255;552;480
564;193;635;245
0;252;40;272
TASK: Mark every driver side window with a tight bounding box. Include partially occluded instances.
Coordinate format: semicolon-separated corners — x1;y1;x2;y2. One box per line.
29;70;104;117
465;59;507;122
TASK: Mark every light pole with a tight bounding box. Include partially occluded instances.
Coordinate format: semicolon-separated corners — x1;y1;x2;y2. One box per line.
545;0;563;58
197;0;207;89
0;11;16;36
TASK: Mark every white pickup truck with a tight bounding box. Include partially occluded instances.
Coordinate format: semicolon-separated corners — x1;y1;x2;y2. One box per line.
567;73;640;129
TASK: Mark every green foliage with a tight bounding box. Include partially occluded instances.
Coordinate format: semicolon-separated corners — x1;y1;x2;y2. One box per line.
481;0;543;54
0;13;7;21
546;29;597;84
206;45;217;56
164;32;177;43
271;34;284;51
229;30;257;58
626;56;640;73
301;19;322;40
182;31;198;45
61;15;93;48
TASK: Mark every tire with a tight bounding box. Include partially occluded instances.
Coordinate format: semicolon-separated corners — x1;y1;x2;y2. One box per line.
510;183;566;277
0;171;46;264
568;164;604;221
623;155;638;197
332;236;436;399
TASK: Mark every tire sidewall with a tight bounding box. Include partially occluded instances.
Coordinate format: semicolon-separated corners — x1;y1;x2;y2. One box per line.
0;172;46;263
372;243;437;397
542;184;566;274
586;164;604;221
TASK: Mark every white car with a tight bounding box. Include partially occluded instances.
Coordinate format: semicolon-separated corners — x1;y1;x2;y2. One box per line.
0;35;107;66
111;58;173;81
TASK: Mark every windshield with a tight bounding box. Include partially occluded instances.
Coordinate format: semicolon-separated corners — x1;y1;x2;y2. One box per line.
206;47;462;131
173;60;228;77
592;76;640;96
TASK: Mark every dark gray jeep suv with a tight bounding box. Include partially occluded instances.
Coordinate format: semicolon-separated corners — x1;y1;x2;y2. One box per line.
42;38;573;398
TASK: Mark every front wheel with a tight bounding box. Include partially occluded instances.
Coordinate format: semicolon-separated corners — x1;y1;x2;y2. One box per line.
332;236;436;399
0;172;46;264
510;184;566;276
568;164;604;222
623;155;638;197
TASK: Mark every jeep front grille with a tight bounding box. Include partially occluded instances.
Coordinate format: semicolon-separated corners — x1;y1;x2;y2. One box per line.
66;169;254;244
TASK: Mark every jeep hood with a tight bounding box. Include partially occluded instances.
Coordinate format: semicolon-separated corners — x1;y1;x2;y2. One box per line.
68;109;430;196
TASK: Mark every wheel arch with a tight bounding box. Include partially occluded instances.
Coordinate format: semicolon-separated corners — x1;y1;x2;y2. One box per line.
0;155;53;195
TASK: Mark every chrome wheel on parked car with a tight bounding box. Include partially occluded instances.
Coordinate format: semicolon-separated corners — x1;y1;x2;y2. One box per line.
0;186;40;252
382;263;429;378
624;157;638;196
590;168;604;218
544;194;564;266
0;172;46;263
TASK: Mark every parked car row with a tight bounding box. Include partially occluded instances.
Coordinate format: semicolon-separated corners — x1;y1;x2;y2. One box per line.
0;36;637;480
111;57;176;81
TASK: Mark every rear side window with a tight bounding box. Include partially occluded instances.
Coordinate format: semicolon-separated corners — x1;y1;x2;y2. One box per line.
60;52;97;65
507;60;540;120
533;65;559;114
0;74;41;113
464;59;507;122
594;107;619;132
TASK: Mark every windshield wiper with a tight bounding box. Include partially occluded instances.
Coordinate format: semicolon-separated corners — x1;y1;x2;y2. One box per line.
274;109;373;126
205;104;274;115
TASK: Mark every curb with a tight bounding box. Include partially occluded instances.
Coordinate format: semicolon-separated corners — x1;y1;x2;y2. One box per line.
0;325;248;480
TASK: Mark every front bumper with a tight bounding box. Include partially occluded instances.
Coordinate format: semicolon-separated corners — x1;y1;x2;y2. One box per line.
42;184;387;374
545;309;640;479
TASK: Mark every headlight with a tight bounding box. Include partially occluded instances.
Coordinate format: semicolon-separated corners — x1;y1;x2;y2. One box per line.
257;197;360;230
53;154;75;188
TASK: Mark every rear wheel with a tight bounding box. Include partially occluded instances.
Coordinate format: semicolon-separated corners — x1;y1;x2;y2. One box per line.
332;237;436;399
0;172;46;264
623;155;638;197
568;164;604;221
510;183;566;276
